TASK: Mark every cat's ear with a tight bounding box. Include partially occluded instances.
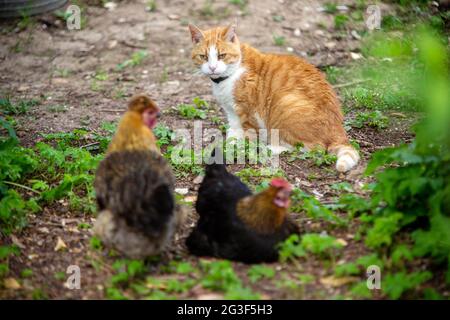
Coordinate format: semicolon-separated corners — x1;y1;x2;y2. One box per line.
188;24;204;44
223;23;237;43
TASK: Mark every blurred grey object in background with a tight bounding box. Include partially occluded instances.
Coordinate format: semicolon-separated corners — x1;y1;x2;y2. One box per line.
0;0;67;18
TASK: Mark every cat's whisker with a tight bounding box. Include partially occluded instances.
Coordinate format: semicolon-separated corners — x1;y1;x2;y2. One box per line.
192;69;203;76
186;24;359;173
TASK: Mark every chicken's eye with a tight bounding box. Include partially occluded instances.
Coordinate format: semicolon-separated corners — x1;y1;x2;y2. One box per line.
218;53;227;59
199;54;207;60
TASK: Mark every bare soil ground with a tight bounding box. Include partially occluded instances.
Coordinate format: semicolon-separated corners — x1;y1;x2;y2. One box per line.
0;0;431;300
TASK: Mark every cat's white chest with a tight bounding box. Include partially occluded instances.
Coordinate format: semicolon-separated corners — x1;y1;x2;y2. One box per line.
212;67;245;138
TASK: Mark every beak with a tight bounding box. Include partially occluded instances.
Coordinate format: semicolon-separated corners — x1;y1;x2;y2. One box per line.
273;188;292;208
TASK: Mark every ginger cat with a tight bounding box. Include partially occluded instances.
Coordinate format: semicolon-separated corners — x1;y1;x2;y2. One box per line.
188;24;359;172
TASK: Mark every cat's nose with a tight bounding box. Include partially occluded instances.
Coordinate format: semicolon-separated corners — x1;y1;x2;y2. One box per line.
209;65;217;72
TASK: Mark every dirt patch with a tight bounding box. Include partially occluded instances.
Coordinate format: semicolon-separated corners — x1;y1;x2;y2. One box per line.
0;0;430;300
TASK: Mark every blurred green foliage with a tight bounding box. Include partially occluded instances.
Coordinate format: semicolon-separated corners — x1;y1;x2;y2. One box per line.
0;121;105;235
363;27;450;283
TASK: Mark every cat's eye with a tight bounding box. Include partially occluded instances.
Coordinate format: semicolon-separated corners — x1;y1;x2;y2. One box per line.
199;54;207;60
218;53;227;59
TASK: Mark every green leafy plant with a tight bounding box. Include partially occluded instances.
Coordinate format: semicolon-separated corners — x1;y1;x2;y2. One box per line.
383;271;432;299
0;190;40;233
325;66;344;84
94;70;109;81
247;265;275;283
20;268;33;278
54;68;71;78
290;188;345;225
225;286;260;299
199;260;259;299
221;138;272;167
146;0;157;12
116;50;149;71
334;14;349;30
301;233;344;257
235;167;285;186
93;121;117;151
0;121;41;233
334;254;383;277
228;0;247;9
0;245;20;280
111;259;146;285
47;105;68;113
351;29;450;298
382;14;404;30
302;197;346;225
166;261;197;275
31;288;48;300
331;182;354;193
288;145;337;167
153;124;175;147
273;35;286;46
272;15;284;22
323;2;338;14
0;97;39;115
200;260;241;292
147;277;195;295
167;147;203;177
334;262;360;277
105;287;128;300
337;193;372;218
103;259;152;299
278;234;306;262
200;0;214;16
177;103;207;120
279;233;344;262
90;236;103;250
347;111;389;129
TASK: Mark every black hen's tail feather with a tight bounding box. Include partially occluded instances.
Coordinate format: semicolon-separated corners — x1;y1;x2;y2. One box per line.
187;222;288;264
204;162;227;179
186;145;301;264
185;228;215;257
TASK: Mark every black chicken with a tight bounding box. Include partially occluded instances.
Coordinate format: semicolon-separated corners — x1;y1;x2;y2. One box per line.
186;151;299;263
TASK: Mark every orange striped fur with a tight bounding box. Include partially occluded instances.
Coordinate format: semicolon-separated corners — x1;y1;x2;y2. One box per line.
188;24;359;172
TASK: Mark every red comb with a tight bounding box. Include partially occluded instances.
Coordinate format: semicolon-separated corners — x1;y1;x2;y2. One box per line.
270;178;292;190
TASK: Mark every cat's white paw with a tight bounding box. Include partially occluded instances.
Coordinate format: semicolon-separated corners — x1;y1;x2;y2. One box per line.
267;145;291;155
336;154;358;172
335;145;360;172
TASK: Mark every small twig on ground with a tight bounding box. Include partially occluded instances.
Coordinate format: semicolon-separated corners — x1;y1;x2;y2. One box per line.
120;40;148;49
282;26;295;31
321;200;337;204
81;142;100;149
317;62;341;70
40;222;64;228
3;181;41;195
333;79;371;89
88;252;114;273
289;162;303;172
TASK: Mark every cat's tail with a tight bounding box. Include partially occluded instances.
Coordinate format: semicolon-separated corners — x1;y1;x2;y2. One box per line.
328;143;360;173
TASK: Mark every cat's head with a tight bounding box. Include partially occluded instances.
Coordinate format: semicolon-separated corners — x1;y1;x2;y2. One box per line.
188;24;241;79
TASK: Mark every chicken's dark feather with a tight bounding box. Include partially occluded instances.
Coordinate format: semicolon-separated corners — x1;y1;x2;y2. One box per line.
94;150;174;237
186;159;299;264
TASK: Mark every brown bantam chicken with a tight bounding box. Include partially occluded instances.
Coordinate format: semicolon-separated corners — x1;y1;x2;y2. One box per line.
186;150;300;263
93;94;185;258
